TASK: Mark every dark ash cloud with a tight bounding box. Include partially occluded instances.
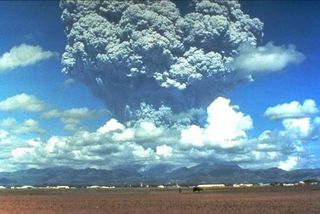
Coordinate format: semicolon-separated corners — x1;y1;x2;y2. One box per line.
60;0;263;120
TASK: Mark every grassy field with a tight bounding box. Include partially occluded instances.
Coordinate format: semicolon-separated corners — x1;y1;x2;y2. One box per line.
0;186;320;213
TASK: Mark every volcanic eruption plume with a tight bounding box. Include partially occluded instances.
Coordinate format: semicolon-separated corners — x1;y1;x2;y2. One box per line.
60;0;263;122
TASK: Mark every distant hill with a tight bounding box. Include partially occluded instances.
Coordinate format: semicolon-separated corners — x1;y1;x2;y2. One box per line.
1;163;320;186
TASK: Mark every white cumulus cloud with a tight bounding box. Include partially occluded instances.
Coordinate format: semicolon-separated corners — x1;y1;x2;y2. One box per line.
156;144;173;158
278;156;299;171
282;118;311;137
97;118;125;134
11;147;35;159
181;97;253;149
264;99;318;120
0;118;45;135
42;107;107;132
233;42;304;73
0;129;10;145
1;97;319;171
0;93;47;112
0;44;57;72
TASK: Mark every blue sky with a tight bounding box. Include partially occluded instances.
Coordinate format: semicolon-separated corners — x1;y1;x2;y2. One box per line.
0;1;106;135
0;0;319;171
236;0;320;156
234;0;320;131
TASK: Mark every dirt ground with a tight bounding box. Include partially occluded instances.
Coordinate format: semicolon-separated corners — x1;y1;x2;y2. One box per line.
0;186;320;214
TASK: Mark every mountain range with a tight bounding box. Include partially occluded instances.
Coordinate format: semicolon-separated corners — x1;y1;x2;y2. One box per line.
1;162;320;186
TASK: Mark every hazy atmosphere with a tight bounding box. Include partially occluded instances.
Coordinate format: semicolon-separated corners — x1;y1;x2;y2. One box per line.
0;0;320;173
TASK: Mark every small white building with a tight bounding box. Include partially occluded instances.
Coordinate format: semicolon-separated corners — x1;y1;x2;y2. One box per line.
0;186;6;189
258;183;270;187
233;183;254;187
86;185;115;189
283;183;295;187
157;185;165;188
241;183;253;187
17;185;35;189
56;186;70;189
197;184;225;188
87;185;100;189
100;186;115;189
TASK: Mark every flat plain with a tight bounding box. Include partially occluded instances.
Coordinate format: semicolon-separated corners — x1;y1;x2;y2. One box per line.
0;186;320;214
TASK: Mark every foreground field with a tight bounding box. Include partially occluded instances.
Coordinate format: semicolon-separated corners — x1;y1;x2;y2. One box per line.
0;186;320;214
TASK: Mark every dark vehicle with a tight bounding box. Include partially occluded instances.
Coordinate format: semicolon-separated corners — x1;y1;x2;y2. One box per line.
192;187;204;193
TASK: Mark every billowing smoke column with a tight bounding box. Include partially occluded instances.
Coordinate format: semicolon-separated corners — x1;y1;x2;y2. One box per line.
60;0;263;121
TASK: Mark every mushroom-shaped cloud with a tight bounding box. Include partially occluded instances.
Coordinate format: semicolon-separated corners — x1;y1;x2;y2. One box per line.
60;0;263;121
